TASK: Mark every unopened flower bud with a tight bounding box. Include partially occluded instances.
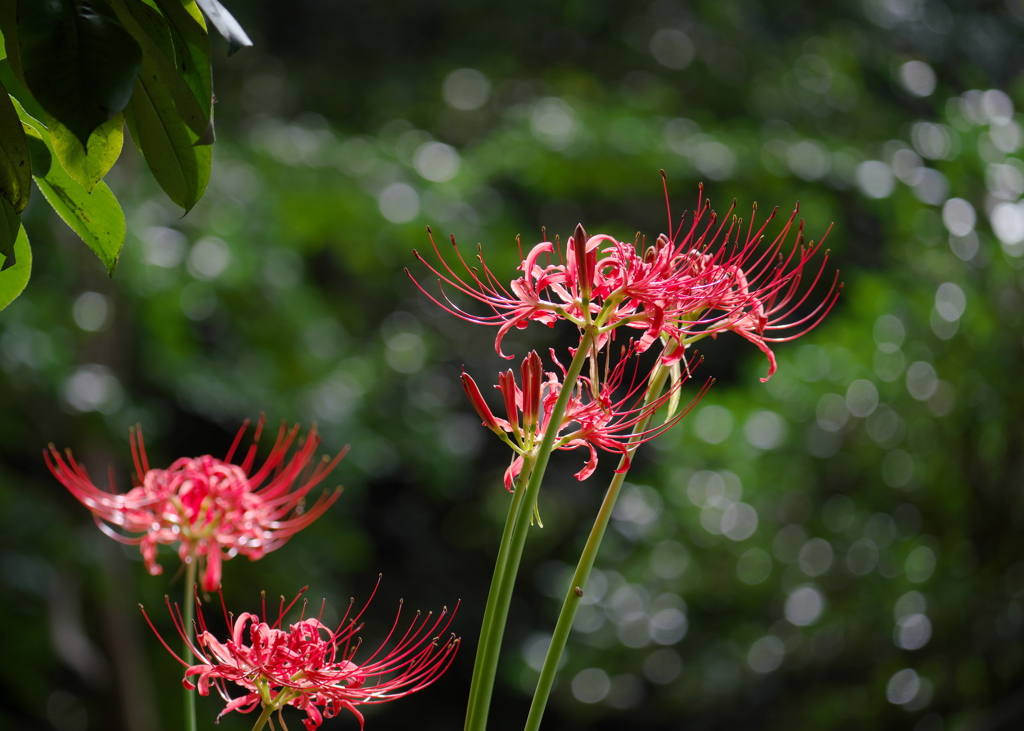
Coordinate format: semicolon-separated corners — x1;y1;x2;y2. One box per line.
521;351;543;431
462;371;503;434
497;370;521;438
572;223;595;301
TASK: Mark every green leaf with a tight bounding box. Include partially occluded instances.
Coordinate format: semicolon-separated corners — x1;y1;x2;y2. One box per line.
34;163;124;276
108;0;212;139
0;222;31;310
47;112;123;193
0;88;31;212
153;0;213;134
0;2;26;85
19;0;142;146
13;98;124;274
194;0;251;55
124;62;211;212
24;128;53;177
0;191;20;269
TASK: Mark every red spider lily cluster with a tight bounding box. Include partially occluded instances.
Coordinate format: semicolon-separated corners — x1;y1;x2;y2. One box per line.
412;181;840;381
462;348;712;488
143;585;459;731
413;179;839;486
46;420;347;591
48;417;460;728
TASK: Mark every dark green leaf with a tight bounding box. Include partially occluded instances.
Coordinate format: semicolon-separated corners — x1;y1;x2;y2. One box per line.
0;88;31;212
153;0;213;131
124;67;210;212
19;0;142;146
24;128;52;177
47;112;123;193
108;0;211;139
0;2;26;85
0;219;30;309
194;0;251;55
14;99;124;274
0;192;19;269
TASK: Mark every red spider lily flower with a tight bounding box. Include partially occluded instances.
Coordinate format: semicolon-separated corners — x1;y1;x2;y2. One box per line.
408;227;569;359
554;364;713;482
630;179;842;379
408;178;840;377
409;225;631;358
465;349;710;488
45;420;347;591
142;584;459;731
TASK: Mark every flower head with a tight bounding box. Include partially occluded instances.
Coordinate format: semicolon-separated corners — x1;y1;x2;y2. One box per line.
635;180;842;379
464;348;710;488
410;177;840;378
46;419;347;591
143;584;459;730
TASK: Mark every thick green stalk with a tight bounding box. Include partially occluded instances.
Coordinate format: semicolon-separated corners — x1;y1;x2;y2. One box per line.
249;704;275;731
463;455;535;731
523;362;672;731
182;560;198;731
464;329;596;731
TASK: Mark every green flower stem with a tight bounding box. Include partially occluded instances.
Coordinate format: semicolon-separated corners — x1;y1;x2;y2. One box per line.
249;704;276;731
464;329;596;731
523;360;672;731
463;453;535;731
182;560;198;731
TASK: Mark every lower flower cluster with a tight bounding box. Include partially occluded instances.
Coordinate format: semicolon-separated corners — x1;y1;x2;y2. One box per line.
49;420;459;730
145;585;459;731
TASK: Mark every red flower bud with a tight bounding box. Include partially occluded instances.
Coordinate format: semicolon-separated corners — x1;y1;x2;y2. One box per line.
462;370;503;433
572;223;595;300
497;370;522;438
521;350;543;431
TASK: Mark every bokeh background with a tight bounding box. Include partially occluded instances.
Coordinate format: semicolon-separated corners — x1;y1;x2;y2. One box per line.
2;1;1024;730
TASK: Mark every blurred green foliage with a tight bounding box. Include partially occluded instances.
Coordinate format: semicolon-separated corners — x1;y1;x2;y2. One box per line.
1;1;1024;730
